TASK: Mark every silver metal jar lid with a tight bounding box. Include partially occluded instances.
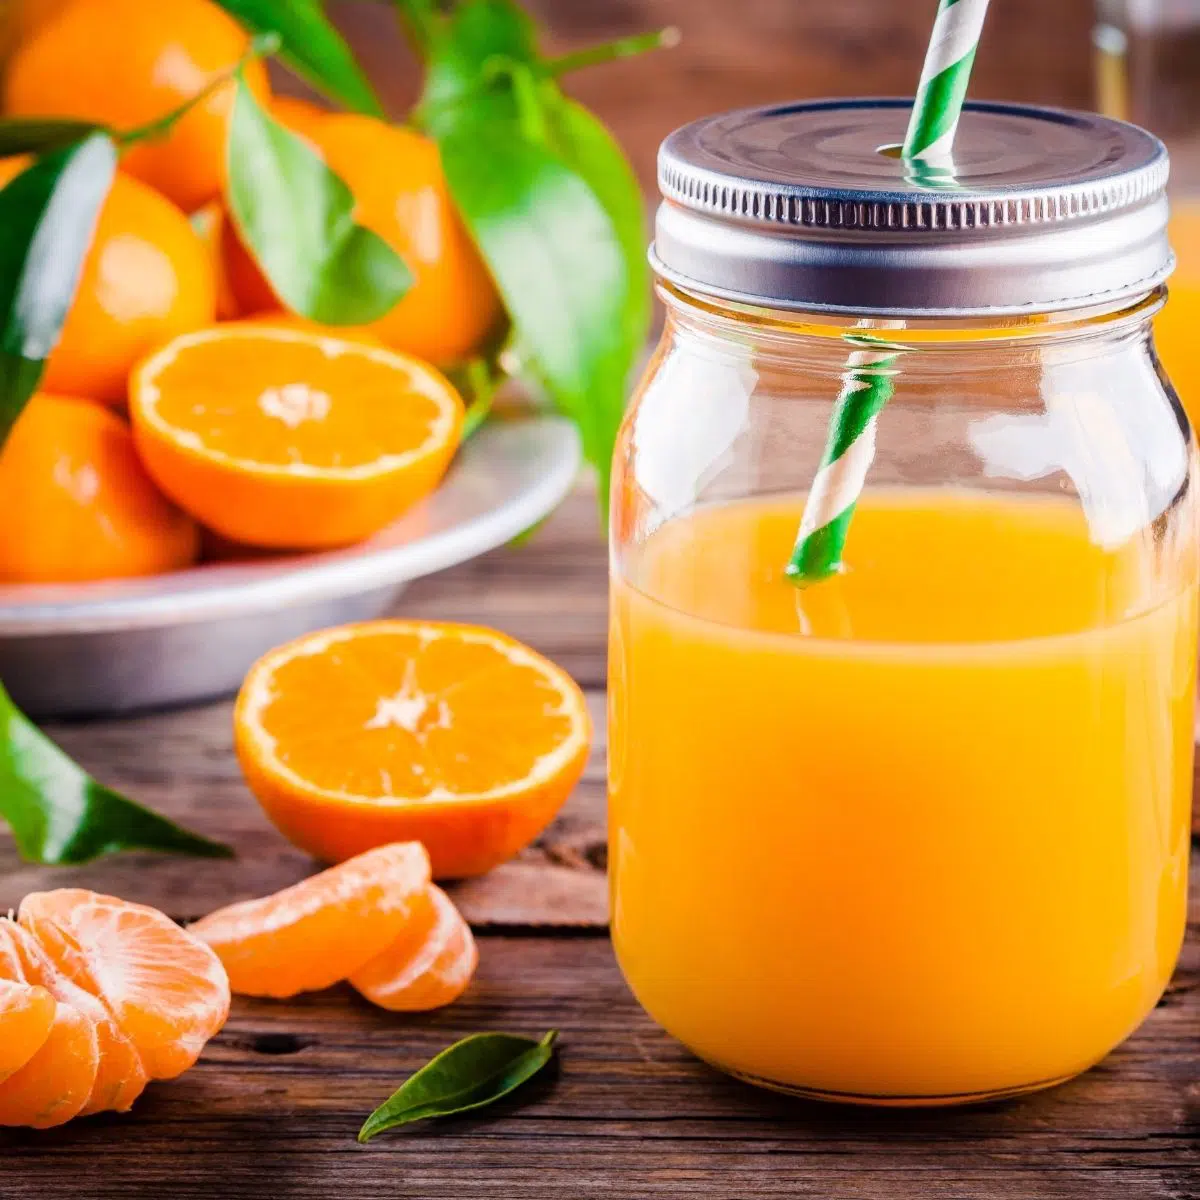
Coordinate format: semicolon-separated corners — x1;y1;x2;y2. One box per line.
651;99;1172;316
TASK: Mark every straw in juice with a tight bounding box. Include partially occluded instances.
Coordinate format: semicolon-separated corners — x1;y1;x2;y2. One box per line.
787;0;991;584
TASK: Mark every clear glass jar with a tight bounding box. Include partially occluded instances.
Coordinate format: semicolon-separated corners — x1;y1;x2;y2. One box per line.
1094;0;1200;421
609;101;1199;1106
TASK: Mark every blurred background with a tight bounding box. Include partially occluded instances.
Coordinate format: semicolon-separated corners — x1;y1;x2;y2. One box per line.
313;0;1106;192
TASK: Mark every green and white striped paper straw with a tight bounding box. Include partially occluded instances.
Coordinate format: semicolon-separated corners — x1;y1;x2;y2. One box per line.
785;335;899;584
787;0;991;584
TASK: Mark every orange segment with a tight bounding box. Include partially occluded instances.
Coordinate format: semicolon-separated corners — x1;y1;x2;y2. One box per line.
0;979;56;1082
19;890;230;1082
188;842;431;998
233;621;592;877
0;997;98;1129
0;916;147;1116
129;324;464;549
350;884;477;1012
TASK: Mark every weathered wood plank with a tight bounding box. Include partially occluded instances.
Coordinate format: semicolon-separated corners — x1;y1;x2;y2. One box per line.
1;932;1196;1199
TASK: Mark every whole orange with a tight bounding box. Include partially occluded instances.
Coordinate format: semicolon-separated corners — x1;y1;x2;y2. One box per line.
4;0;270;213
0;394;198;583
227;114;503;367
0;161;216;403
0;0;73;62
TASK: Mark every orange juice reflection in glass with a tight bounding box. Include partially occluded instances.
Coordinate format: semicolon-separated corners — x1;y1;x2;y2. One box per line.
609;100;1198;1105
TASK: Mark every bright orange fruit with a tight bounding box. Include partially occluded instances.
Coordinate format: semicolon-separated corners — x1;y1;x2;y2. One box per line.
190;200;243;321
0;159;217;404
19;889;231;1082
0;993;98;1129
2;916;148;1116
129;324;464;549
4;0;271;212
0;978;55;1082
189;842;432;998
0;394;198;583
226;113;503;366
350;884;477;1012
233;621;592;878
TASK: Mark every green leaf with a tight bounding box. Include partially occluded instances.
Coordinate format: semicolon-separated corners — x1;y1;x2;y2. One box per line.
414;0;538;126
225;78;412;324
358;1031;558;1141
0;681;231;865
0;118;106;157
0;134;116;445
437;118;640;509
216;0;384;116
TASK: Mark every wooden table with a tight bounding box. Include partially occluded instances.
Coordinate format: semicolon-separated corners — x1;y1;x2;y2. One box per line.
2;487;1198;1199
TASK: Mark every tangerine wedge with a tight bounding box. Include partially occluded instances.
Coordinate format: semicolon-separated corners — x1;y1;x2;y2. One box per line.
19;890;230;1082
0;979;56;1082
129;324;464;549
0;996;98;1129
189;842;431;998
349;884;477;1012
233;621;592;878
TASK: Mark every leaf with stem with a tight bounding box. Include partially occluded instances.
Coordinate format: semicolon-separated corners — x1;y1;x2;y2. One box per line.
215;0;384;116
358;1031;558;1140
225;77;412;324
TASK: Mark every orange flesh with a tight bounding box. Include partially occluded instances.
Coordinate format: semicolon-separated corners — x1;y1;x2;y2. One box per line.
0;979;56;1081
188;842;431;998
249;625;582;801
610;490;1197;1100
19;890;230;1083
142;331;451;470
350;884;477;1012
0;999;99;1129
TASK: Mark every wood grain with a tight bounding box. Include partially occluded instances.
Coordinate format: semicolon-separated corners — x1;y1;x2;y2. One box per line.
1;932;1197;1200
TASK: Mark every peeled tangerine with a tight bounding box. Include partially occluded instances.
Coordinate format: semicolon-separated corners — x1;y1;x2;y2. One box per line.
191;843;477;1011
0;890;230;1129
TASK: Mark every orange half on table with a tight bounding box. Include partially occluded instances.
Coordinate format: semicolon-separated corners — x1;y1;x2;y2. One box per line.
234;621;592;878
129;324;464;549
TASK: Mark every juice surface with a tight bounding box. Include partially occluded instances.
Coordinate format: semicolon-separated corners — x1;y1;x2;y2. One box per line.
609;490;1197;1101
1159;202;1200;421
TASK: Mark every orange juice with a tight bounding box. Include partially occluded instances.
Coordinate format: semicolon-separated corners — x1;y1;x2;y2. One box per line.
609;490;1197;1103
1159;202;1200;419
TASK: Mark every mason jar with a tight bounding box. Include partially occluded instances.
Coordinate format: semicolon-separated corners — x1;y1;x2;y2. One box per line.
608;100;1198;1105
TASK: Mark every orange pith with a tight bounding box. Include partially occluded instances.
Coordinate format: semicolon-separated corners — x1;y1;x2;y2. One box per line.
5;0;271;212
233;621;592;877
0;393;199;584
350;884;477;1011
0;979;56;1081
188;842;432;998
19;891;231;1083
129;324;465;549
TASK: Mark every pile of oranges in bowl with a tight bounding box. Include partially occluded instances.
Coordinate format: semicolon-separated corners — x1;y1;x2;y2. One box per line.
0;0;505;584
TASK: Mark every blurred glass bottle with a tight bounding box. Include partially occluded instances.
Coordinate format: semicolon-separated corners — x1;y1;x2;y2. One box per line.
1095;0;1200;418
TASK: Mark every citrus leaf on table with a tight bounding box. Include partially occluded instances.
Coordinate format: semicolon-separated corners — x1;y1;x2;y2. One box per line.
0;132;116;445
216;0;384;116
358;1031;558;1140
0;682;232;866
0;118;106;157
225;78;412;324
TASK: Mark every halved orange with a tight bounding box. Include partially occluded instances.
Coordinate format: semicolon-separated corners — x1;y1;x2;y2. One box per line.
188;842;431;998
129;324;464;549
234;621;592;878
349;884;477;1011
